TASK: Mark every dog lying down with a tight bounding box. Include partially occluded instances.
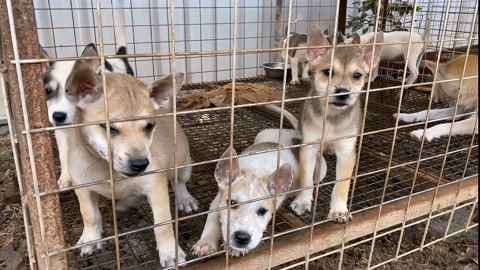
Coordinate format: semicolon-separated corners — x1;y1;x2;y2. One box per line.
192;126;301;257
64;59;197;266
395;54;478;142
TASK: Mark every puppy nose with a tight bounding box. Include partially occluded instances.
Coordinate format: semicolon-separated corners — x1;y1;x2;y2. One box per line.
334;88;350;101
52;112;67;123
129;158;150;173
233;231;251;245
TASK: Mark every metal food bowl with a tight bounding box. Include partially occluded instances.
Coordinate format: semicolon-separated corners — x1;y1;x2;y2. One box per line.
263;62;291;79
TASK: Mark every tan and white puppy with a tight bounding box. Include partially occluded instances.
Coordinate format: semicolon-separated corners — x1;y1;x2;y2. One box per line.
394;54;478;142
347;18;431;86
290;25;384;221
281;27;310;85
43;8;134;189
64;59;197;266
192;130;300;257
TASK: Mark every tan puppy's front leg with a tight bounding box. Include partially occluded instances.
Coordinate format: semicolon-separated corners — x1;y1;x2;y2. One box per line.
290;143;320;215
56;129;72;189
174;156;199;213
192;193;222;256
329;143;356;222
146;174;186;267
75;188;103;256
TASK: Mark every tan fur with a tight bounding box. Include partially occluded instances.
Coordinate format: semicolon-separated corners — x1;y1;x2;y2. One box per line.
291;25;384;221
395;54;478;142
66;67;196;266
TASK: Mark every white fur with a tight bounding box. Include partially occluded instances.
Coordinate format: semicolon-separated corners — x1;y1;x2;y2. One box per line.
346;18;430;86
192;142;298;257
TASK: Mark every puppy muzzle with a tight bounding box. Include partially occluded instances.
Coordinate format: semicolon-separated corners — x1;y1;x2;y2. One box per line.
330;87;350;107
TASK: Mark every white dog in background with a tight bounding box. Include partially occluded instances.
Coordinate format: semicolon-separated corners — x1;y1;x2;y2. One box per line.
347;17;431;86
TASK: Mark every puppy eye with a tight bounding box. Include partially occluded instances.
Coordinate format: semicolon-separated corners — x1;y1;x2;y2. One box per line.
322;69;333;77
353;72;363;80
100;124;119;136
257;207;268;216
227;199;238;207
45;87;53;99
145;122;156;133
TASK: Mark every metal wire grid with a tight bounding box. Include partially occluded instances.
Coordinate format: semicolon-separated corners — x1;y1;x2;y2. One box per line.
34;0;338;83
49;75;476;269
1;0;478;269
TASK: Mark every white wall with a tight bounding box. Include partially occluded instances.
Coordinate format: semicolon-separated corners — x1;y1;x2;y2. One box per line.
34;0;337;84
345;0;478;51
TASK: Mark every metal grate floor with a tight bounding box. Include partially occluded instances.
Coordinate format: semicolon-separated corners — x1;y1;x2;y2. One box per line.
59;75;478;269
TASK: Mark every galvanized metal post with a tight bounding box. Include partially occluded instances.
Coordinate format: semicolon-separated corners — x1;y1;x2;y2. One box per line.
0;0;67;269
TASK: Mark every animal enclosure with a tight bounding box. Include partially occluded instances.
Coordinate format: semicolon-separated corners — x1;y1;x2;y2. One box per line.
0;0;477;269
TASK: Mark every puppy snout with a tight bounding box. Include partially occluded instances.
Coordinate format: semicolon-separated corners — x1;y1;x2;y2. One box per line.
52;112;67;124
334;88;350;101
233;231;251;245
129;157;150;173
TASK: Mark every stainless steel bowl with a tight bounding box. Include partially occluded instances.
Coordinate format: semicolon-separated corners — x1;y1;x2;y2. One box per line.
263;62;291;79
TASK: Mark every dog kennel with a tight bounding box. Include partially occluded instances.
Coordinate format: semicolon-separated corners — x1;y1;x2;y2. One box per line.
0;0;477;269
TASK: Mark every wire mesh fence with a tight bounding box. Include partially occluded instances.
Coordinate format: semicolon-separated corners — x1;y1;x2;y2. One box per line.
0;0;477;269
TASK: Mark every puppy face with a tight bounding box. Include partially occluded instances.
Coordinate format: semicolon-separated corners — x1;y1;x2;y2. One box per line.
42;45;102;126
65;59;184;176
306;26;384;110
214;148;293;252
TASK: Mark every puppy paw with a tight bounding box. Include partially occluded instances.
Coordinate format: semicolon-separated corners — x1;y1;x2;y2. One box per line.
57;174;72;189
328;201;351;222
192;239;217;257
177;192;199;213
76;228;103;257
290;78;301;85
290;192;312;216
410;129;433;142
393;113;417;123
229;248;248;257
159;245;186;267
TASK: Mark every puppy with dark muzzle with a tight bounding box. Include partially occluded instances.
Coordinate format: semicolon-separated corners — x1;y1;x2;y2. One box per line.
289;25;384;222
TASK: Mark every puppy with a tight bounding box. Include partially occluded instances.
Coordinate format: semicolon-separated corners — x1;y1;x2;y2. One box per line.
347;17;431;86
290;25;383;221
192;119;300;257
281;26;310;85
64;59;197;266
42;17;134;189
394;54;478;142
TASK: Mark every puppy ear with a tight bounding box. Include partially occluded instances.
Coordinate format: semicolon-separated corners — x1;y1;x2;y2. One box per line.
307;25;330;65
362;32;384;70
40;46;53;73
268;163;293;196
65;60;102;107
81;43;100;71
424;60;447;77
214;147;239;189
149;72;185;111
352;33;361;44
336;32;346;44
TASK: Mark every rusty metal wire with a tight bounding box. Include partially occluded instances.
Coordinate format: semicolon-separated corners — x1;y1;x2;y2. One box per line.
1;0;478;269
